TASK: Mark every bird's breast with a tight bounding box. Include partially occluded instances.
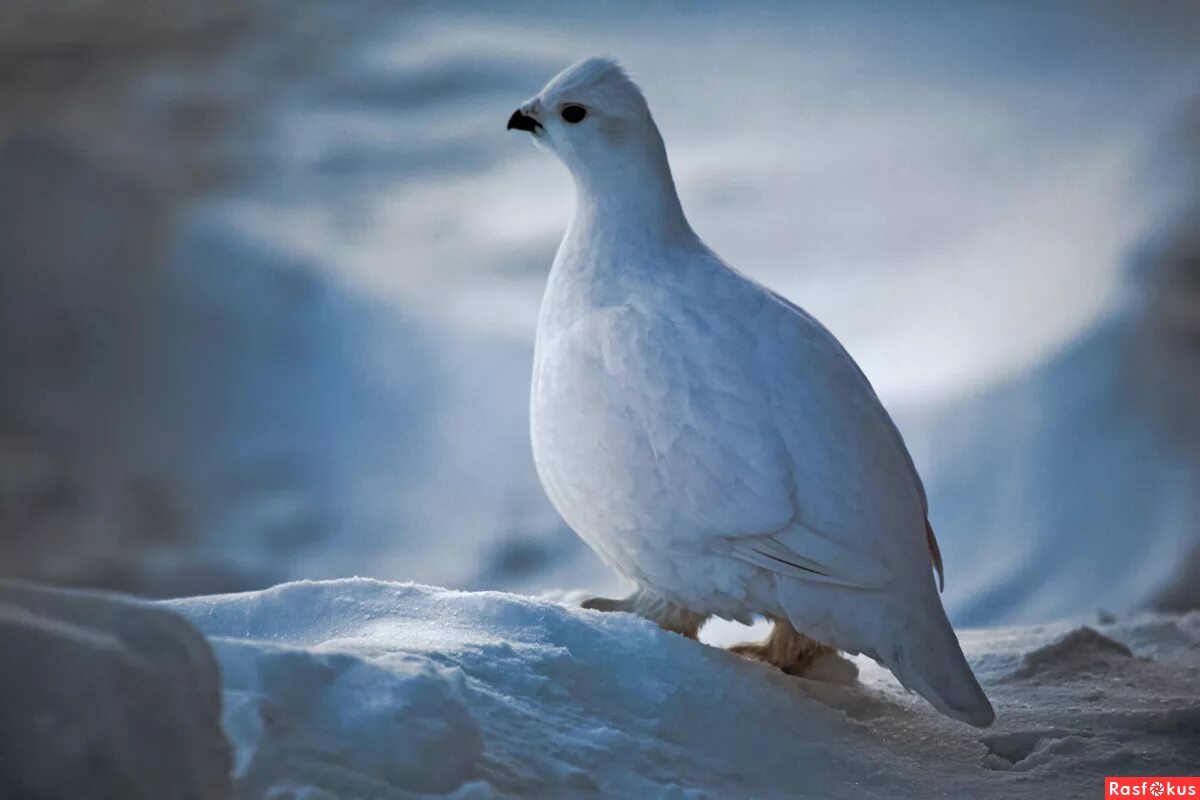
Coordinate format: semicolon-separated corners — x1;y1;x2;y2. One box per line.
531;300;673;544
529;270;792;552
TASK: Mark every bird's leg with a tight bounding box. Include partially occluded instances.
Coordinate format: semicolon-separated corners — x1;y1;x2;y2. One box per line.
581;588;708;639
729;618;837;676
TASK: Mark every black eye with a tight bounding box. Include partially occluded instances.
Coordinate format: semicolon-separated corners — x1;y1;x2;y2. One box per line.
561;105;587;123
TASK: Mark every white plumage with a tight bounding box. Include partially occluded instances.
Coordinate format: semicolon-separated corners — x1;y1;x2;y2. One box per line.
510;58;994;727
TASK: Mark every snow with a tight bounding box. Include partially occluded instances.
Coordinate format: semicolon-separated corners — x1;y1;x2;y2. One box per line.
2;8;1197;796
901;316;1200;626
168;579;1200;799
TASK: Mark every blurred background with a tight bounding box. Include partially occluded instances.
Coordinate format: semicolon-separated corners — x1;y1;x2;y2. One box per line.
1;1;1197;627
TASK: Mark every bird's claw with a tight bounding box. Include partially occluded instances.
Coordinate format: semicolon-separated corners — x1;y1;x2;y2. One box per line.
581;596;623;612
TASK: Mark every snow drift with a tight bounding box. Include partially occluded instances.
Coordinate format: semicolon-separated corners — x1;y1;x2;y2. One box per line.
169;579;1200;800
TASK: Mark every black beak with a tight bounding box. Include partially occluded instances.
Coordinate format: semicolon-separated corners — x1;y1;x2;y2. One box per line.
507;109;542;132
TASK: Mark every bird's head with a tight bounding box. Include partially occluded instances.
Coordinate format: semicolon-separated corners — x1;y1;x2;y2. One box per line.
508;57;693;241
508;58;668;189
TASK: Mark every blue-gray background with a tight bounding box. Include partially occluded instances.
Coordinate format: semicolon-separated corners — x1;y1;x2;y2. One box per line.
2;1;1198;626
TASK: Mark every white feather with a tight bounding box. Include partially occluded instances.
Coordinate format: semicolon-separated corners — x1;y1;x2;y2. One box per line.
521;57;993;726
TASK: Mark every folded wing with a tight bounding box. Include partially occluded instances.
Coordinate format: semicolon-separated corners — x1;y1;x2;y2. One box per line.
731;523;893;589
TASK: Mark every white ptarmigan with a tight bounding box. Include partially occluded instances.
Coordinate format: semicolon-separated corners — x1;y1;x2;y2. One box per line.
509;57;995;727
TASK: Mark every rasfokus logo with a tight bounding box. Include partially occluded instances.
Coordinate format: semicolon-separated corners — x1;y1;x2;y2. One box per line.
1106;778;1200;798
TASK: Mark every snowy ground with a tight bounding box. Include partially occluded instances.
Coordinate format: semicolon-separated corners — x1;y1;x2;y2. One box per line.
4;8;1198;796
169;579;1200;800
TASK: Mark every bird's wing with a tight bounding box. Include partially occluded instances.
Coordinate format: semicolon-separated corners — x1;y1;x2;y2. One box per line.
657;265;938;591
730;522;894;589
769;291;930;517
574;268;939;591
723;284;937;590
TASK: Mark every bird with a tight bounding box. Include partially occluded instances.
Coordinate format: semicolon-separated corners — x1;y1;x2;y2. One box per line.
508;57;994;727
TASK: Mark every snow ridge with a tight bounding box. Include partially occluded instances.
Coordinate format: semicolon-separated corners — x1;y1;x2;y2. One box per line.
168;579;1200;800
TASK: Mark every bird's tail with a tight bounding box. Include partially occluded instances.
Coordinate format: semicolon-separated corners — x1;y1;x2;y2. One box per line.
880;605;995;727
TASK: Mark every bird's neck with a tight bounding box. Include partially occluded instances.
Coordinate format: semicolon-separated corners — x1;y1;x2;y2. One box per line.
566;127;698;254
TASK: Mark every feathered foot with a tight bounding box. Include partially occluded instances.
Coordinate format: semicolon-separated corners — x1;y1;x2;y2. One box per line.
731;618;855;681
582;588;708;639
